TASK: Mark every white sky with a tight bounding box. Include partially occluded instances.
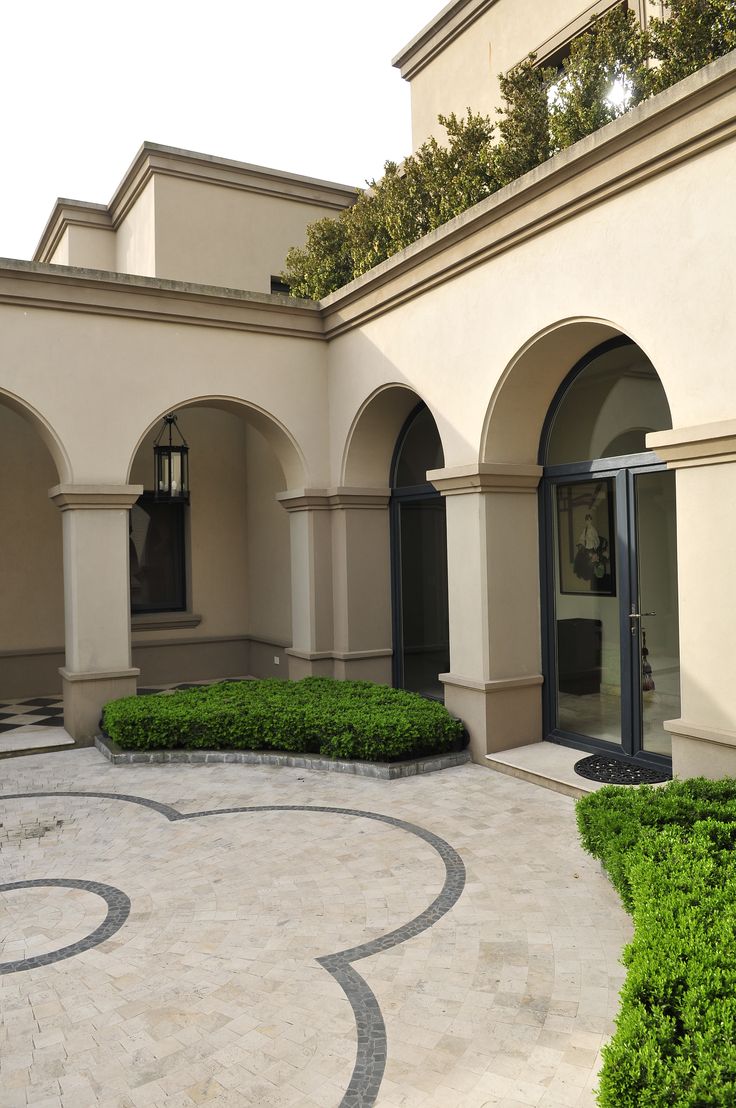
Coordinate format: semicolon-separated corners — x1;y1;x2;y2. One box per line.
0;0;444;261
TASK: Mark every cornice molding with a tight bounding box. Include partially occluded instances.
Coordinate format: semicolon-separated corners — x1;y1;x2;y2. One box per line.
666;717;736;749
392;0;498;81
34;200;113;264
648;419;736;468
0;259;325;340
428;463;542;495
110;143;358;229
277;487;391;511
440;672;544;692
322;51;736;338
48;484;144;511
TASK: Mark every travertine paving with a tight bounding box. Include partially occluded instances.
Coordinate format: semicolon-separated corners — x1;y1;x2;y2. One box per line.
0;750;631;1107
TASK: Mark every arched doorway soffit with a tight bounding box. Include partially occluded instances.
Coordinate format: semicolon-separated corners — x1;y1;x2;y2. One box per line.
125;396;308;490
0;387;70;483
480;318;671;466
341;384;446;487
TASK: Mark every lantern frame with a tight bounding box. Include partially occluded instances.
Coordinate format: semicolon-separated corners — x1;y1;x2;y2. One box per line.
153;414;189;501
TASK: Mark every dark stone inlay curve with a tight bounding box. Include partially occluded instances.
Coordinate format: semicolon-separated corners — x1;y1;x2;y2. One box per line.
0;878;131;975
0;792;466;1108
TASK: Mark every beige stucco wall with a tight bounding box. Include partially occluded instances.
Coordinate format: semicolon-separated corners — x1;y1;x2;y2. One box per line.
0;406;64;654
327;135;736;480
406;0;615;149
150;175;345;294
54;225;117;271
116;178;157;277
245;424;292;646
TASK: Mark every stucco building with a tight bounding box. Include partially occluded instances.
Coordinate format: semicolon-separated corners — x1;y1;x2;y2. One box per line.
2;0;735;780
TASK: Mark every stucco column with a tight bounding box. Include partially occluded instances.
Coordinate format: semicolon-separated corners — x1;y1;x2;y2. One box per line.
49;484;143;743
329;488;392;683
277;490;335;679
648;422;736;778
428;464;543;763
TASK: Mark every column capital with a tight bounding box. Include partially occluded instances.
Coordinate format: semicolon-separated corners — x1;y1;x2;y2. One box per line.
648;419;736;468
48;484;143;511
427;463;542;495
277;487;390;511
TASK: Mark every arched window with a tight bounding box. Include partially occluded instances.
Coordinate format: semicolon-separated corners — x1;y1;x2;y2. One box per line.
544;339;672;465
540;338;678;765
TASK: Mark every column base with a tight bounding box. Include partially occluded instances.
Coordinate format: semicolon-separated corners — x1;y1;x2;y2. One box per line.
285;650;334;680
441;673;543;764
332;650;392;684
61;667;140;745
667;718;736;778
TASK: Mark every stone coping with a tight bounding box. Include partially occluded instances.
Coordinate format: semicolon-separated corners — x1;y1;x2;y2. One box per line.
95;735;470;778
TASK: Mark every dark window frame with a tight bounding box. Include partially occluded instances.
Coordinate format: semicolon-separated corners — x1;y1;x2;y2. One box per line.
129;493;188;615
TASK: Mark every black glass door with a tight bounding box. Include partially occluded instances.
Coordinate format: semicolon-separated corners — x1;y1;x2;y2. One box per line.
392;497;449;698
543;461;679;762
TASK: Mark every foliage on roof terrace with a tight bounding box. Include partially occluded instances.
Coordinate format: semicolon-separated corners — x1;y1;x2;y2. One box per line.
283;0;736;300
577;779;736;1105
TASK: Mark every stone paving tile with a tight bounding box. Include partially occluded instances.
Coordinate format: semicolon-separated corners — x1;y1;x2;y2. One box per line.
0;750;631;1106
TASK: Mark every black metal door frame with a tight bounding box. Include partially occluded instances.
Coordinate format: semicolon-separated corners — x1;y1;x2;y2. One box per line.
540;453;673;769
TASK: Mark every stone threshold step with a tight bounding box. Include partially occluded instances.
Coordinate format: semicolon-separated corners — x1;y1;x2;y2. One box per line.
485;742;604;799
0;731;75;759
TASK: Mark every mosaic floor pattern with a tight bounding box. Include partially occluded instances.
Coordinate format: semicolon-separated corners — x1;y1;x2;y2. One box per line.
0;750;631;1107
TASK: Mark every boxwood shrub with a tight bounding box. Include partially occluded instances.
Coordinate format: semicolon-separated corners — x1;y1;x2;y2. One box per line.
101;677;466;762
576;780;736;1106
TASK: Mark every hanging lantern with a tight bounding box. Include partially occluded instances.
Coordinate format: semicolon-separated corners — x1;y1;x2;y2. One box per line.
153;414;189;500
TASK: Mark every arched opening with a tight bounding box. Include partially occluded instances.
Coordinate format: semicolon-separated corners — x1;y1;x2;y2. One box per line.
390;403;449;698
540;338;679;763
0;396;67;736
127;400;299;687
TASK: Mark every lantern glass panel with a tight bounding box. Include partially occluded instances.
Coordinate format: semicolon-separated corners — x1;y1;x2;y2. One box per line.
157;451;170;495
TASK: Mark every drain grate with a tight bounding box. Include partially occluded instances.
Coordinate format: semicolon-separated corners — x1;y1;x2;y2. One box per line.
574;753;671;785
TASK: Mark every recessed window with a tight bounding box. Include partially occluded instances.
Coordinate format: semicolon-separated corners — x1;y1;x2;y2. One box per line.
270;276;291;296
130;495;186;613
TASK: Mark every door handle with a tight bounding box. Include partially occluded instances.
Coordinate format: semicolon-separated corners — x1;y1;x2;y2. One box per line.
630;607;656;634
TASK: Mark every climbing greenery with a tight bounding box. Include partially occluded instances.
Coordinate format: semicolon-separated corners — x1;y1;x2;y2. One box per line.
283;0;736;299
576;779;736;1105
102;677;466;761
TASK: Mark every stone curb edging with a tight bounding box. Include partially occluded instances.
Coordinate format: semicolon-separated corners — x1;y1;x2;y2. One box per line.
94;734;470;778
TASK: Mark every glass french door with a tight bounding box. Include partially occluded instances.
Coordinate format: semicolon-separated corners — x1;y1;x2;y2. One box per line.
543;460;679;762
391;495;450;699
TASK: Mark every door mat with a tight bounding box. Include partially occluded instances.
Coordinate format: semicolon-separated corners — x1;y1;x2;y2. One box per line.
574;753;671;785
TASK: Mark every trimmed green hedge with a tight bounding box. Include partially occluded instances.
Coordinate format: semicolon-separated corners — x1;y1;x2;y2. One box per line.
576;780;736;1105
102;677;465;762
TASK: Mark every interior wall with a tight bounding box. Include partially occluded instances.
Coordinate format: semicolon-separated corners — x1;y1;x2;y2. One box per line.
0;405;64;697
129;406;291;683
245;423;291;659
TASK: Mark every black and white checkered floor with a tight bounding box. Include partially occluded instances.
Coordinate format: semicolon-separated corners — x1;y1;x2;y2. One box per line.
0;679;251;736
0;697;66;733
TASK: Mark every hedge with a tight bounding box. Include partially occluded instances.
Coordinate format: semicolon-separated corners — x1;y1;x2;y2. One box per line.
576;780;736;1105
101;677;466;762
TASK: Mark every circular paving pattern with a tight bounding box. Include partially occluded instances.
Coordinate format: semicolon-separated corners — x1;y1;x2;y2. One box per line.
0;879;131;975
0;793;464;1108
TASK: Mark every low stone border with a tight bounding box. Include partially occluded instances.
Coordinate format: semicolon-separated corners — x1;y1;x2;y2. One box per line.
95;734;470;778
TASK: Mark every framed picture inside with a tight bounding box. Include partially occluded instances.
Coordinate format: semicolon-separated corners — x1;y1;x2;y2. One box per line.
555;478;616;597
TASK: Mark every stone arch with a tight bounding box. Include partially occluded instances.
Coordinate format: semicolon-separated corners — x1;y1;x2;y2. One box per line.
0;386;71;483
341;384;445;487
480;318;670;466
125;395;308;490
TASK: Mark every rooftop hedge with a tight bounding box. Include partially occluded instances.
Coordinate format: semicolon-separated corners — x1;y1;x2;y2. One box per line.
576;779;736;1105
101;677;466;762
283;0;736;300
